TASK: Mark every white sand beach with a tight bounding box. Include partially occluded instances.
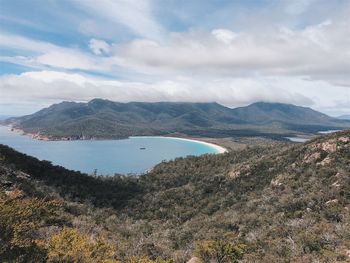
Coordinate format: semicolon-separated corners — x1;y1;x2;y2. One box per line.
167;137;228;154
132;136;228;154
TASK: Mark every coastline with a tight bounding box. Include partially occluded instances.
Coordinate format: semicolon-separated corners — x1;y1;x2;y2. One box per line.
131;136;228;154
2;124;106;141
2;125;51;141
166;136;228;154
2;125;228;154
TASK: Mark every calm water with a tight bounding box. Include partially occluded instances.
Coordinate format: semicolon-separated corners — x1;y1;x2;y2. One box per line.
286;129;342;143
0;126;218;175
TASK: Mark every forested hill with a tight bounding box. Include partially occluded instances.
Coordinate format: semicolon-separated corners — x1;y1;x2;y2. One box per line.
0;131;349;262
4;99;349;139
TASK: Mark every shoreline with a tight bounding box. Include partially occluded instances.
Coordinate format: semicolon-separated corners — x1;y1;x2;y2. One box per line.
131;136;228;154
2;125;228;154
3;126;50;141
165;137;228;154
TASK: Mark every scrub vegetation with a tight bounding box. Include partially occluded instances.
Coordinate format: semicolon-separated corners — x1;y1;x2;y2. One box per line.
0;131;349;262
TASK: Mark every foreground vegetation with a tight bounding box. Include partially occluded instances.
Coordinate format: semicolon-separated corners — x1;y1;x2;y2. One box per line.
0;131;349;262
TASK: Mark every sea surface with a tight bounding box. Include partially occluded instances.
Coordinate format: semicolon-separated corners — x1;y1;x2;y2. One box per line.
0;126;219;175
285;129;342;143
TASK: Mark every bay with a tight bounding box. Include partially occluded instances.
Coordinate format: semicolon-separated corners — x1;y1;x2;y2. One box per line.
0;126;219;175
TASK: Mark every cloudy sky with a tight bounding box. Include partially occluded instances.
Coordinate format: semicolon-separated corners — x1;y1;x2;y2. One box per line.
0;0;349;116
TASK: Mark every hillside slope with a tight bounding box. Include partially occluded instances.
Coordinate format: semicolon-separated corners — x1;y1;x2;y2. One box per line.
0;131;349;262
339;115;350;120
4;99;349;139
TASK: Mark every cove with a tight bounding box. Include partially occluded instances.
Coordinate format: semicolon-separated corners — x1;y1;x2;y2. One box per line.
0;126;223;175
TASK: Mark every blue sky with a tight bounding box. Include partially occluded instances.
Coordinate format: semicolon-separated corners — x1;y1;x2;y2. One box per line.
0;0;349;115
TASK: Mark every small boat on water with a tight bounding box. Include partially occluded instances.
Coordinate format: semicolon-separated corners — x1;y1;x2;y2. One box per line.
140;147;146;150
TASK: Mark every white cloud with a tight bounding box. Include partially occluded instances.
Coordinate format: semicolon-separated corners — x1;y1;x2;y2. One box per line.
2;11;350;86
0;71;278;104
108;16;350;91
0;32;56;53
2;70;349;116
21;71;89;85
36;50;98;70
1;0;349;117
71;0;164;41
211;29;237;44
0;32;109;71
89;39;110;55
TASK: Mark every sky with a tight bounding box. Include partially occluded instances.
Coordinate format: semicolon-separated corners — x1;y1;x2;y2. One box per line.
0;0;349;116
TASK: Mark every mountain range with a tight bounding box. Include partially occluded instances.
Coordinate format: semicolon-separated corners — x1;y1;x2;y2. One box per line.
4;99;350;140
338;114;350;120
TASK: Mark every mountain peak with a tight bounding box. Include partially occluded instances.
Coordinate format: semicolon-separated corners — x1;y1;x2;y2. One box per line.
88;98;109;104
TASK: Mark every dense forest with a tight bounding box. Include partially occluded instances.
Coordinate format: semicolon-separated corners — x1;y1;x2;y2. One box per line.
0;131;349;262
4;99;350;140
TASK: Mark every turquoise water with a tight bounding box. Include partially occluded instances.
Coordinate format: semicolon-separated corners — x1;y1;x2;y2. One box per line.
0;126;218;175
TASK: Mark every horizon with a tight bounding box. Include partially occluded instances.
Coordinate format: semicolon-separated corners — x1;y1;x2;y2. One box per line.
1;0;350;116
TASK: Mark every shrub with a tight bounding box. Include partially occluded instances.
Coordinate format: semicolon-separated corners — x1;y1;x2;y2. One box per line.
194;240;245;263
